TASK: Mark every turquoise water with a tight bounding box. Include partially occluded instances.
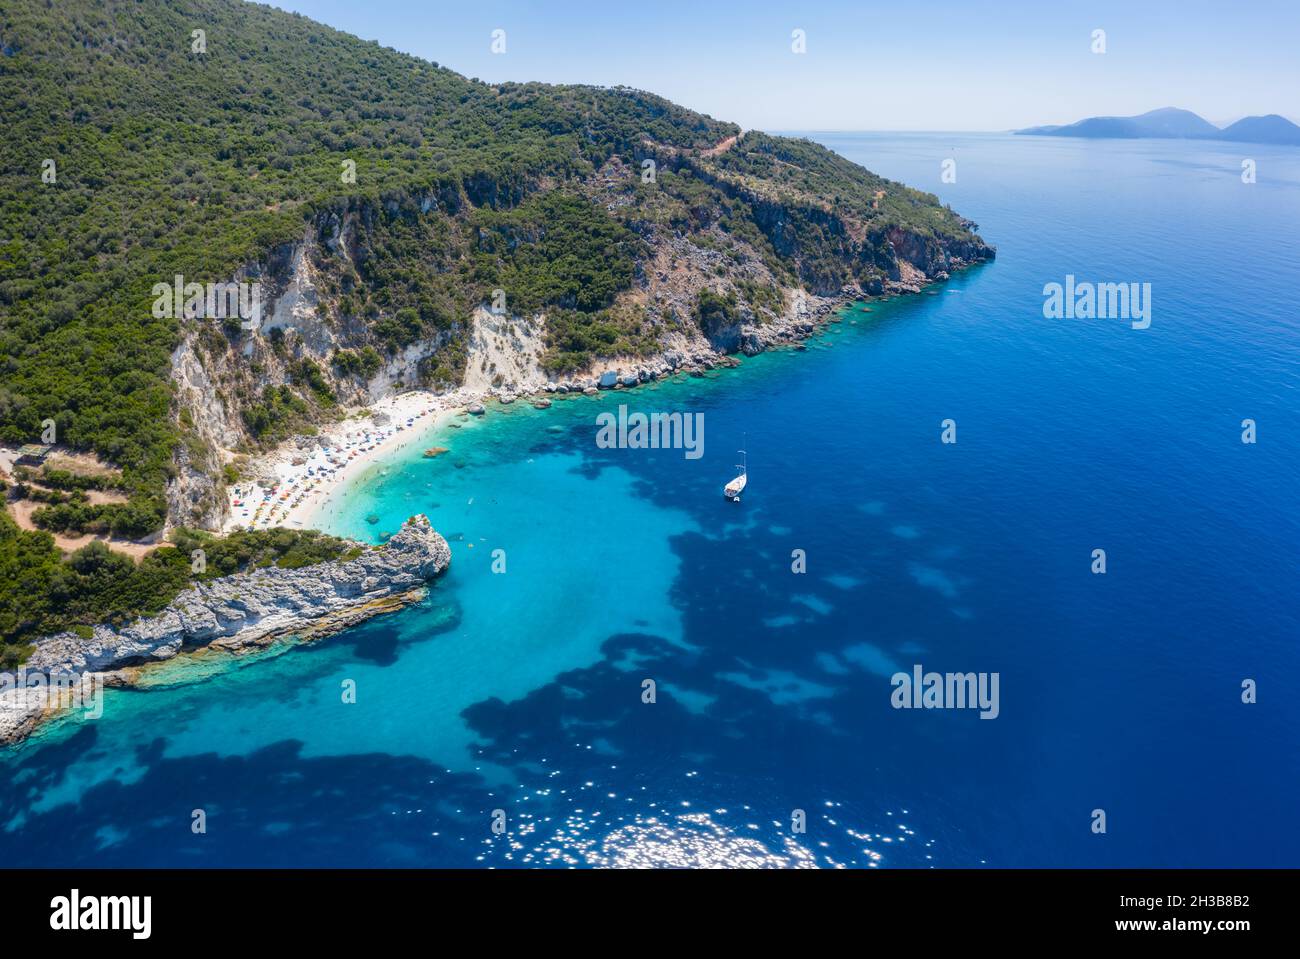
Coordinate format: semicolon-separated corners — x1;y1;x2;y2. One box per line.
3;133;1298;867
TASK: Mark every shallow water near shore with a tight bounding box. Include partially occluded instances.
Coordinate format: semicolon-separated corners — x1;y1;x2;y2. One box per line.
3;133;1298;867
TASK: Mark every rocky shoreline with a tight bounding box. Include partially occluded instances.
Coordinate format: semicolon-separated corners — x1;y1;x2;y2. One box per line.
229;260;993;535
480;267;985;404
0;514;451;746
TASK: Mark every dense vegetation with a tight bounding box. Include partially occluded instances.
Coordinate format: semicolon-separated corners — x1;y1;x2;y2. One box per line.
0;0;987;655
0;0;736;521
695;288;740;335
706;132;972;240
0;510;359;667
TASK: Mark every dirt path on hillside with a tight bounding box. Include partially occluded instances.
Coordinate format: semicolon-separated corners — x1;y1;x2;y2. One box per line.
4;498;159;560
700;133;741;157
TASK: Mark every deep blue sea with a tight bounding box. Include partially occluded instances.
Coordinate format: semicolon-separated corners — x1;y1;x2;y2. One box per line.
3;133;1297;867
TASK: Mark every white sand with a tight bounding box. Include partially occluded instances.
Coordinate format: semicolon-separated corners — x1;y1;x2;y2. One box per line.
222;389;479;534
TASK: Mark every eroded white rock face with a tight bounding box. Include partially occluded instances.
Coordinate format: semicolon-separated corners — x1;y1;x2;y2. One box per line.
263;242;323;342
0;515;450;745
462;306;548;396
364;332;453;397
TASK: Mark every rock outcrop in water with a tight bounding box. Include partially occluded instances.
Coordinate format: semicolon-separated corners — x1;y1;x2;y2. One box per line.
0;515;451;745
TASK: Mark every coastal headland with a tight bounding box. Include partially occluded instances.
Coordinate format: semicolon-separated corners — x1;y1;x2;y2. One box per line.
0;515;450;746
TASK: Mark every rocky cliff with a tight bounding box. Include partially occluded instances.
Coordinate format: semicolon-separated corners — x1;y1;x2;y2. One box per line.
166;149;994;533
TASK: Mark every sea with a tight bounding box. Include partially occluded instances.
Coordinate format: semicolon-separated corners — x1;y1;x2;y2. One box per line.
2;132;1297;867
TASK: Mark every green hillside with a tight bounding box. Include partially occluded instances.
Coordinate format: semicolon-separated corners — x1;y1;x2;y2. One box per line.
0;0;992;656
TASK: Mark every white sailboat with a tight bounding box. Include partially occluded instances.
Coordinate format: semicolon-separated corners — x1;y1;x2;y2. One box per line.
724;446;747;502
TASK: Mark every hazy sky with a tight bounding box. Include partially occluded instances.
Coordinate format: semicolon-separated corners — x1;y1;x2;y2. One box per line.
271;0;1300;131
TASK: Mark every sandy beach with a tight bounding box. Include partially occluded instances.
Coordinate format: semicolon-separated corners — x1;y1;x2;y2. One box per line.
222;388;475;534
219;338;826;537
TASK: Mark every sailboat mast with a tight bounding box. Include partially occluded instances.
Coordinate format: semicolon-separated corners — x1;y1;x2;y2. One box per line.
724;434;749;500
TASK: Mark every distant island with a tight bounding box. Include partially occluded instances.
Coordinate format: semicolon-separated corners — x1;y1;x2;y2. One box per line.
1015;107;1300;146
